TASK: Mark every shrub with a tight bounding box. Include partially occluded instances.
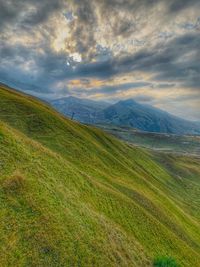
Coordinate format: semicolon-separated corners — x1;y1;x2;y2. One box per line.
153;256;180;267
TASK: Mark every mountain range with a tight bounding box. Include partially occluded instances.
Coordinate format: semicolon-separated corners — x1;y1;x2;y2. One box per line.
50;97;200;135
1;83;200;266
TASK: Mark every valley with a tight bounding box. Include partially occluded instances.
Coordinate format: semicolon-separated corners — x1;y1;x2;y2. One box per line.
96;124;200;157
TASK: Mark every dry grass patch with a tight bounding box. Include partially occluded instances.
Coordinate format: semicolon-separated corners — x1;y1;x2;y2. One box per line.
2;171;26;194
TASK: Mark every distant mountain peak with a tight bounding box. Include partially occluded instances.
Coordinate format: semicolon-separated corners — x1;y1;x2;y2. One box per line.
50;95;200;135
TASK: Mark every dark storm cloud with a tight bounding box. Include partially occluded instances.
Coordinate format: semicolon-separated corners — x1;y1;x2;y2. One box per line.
150;34;200;89
22;1;63;26
168;0;200;12
0;0;64;30
0;1;17;29
69;32;200;90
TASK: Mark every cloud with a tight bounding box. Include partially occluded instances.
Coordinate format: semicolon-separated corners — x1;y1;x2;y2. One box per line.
73;32;200;90
0;0;64;30
168;0;200;12
0;0;200;120
71;81;152;95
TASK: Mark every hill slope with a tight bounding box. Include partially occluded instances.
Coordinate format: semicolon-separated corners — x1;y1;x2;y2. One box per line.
0;84;200;266
50;97;200;135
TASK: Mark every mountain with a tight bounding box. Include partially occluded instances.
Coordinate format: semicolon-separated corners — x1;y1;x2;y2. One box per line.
0;83;200;266
50;97;200;135
50;96;109;124
102;99;200;135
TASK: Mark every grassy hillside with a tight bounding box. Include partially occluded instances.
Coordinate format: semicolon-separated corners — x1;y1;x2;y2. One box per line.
0;84;200;266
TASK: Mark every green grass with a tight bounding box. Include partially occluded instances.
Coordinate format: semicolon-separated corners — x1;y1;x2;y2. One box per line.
0;84;200;266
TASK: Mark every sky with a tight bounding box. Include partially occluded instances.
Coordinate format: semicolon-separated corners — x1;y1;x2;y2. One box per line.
0;0;200;121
